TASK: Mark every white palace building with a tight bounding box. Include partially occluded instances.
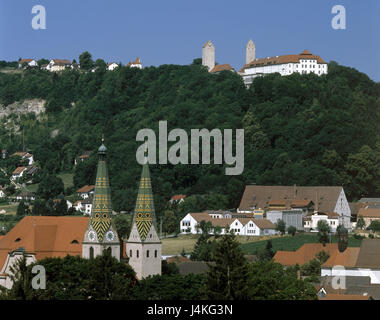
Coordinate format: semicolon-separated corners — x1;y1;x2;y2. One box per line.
202;40;329;87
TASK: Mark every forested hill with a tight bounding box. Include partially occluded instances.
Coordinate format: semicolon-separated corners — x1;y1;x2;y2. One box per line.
0;61;379;215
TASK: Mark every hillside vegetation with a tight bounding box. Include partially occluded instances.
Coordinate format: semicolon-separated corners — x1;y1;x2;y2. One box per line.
0;61;379;217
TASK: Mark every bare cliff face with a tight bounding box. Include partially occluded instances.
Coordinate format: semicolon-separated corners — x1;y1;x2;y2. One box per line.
0;99;46;119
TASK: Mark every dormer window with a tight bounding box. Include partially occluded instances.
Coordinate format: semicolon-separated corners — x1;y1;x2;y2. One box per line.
71;240;79;244
15;238;21;242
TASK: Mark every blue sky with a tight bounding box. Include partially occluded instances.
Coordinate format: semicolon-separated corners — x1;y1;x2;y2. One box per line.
1;0;379;81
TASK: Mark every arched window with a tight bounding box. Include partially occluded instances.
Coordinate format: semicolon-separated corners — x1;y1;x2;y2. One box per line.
154;250;157;258
146;250;149;258
89;247;94;259
129;250;132;258
136;250;139;258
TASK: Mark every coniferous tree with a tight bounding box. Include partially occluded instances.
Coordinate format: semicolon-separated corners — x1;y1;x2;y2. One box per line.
204;230;249;300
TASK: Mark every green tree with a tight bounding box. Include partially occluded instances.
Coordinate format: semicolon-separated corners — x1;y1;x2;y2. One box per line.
276;219;286;235
317;220;331;246
248;260;317;300
204;231;249;300
162;210;176;235
368;220;380;232
114;213;131;240
287;225;297;236
79;51;94;70
16;200;29;217
256;240;275;261
37;173;64;201
356;216;365;230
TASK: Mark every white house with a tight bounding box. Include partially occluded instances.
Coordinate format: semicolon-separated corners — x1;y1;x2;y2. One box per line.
11;166;27;180
126;57;142;69
46;59;72;72
0;188;5;198
180;212;276;236
81;198;93;215
12;152;34;165
18;59;38;69
239;49;328;87
303;212;340;232
77;185;95;199
169;194;186;205
107;62;119;71
73;200;83;213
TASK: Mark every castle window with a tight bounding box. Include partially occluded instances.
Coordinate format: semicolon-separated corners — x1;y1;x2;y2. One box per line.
155;250;157;258
137;250;139;258
147;250;150;258
89;247;94;259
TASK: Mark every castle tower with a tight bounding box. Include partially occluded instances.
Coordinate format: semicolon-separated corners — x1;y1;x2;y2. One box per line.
82;140;121;260
246;39;256;64
126;154;161;279
202;40;215;71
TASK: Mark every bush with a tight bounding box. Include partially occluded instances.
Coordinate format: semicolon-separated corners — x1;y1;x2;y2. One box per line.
369;233;375;239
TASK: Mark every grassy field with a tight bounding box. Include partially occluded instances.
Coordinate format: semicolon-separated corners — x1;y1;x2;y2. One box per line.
161;234;283;255
161;233;363;256
240;233;363;254
0;203;19;215
58;173;74;189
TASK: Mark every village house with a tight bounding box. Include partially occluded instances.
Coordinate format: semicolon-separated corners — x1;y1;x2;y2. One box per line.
15;191;36;202
238;185;352;230
0;188;6;198
77;185;95;199
107;62;119;71
18;59;38;69
169;194;186;205
12;152;34;166
303;212;340;232
180;212;276;236
126;57;143;69
11;166;27;180
73;200;82;212
46;59;72;72
74;151;92;166
357;207;380;228
81;197;93;215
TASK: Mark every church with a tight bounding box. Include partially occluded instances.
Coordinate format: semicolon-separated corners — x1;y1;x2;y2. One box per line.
0;141;161;289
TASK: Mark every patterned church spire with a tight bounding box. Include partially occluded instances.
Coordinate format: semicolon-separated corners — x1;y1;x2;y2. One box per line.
132;152;157;241
90;139;113;242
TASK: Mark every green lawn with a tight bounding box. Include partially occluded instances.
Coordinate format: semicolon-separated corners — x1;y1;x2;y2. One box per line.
58;173;74;189
240;233;363;254
0;203;19;215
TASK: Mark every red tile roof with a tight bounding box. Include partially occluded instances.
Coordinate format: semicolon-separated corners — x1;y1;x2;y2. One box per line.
358;208;380;218
240;50;327;72
0;216;89;270
210;64;234;73
274;243;339;266
171;194;187;201
77;185;95;193
12;166;26;175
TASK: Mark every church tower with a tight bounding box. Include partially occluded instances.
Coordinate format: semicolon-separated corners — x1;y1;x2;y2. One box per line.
82;140;121;260
126;154;161;279
202;40;215;71
246;39;256;65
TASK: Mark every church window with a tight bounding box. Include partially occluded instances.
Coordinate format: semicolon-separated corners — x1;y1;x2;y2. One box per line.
155;250;158;258
89;247;94;259
137;250;139;258
130;250;132;257
147;250;150;258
